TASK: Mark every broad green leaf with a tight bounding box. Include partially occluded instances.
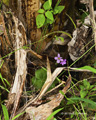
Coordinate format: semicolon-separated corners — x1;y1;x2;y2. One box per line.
45;11;54;21
48;0;52;7
43;1;51;10
46;108;63;120
38;9;45;14
77;66;96;74
31;68;47;90
12;111;25;120
80;90;88;98
1;104;9;120
79;85;85;90
83;80;90;89
36;14;45;28
35;68;47;80
46;18;53;24
54;6;65;14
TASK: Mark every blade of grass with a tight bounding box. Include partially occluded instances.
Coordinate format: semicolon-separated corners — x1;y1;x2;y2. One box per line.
12;111;25;120
69;97;96;107
0;85;9;92
66;13;76;29
1;104;9;120
46;108;63;120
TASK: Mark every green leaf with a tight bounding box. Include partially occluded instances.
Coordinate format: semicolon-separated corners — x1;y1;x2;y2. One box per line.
80;90;88;98
58;37;64;42
83;80;90;89
43;1;51;10
38;9;45;14
91;88;96;91
36;14;45;28
69;97;96;107
31;68;47;90
1;104;9;120
45;11;54;21
76;66;96;74
79;85;84;90
46;18;53;24
35;68;47;80
54;6;65;14
46;108;63;120
3;78;10;87
0;85;9;92
12;111;25;120
48;0;52;7
55;0;61;7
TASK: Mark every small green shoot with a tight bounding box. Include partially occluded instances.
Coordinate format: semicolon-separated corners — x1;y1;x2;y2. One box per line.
46;108;63;120
1;104;9;120
36;0;65;28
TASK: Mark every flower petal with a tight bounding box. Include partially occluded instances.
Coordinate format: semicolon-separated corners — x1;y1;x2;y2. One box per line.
57;53;60;57
57;59;60;63
54;57;58;60
60;59;67;65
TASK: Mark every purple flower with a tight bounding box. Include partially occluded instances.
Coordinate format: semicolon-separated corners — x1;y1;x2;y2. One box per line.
54;53;63;63
60;59;66;65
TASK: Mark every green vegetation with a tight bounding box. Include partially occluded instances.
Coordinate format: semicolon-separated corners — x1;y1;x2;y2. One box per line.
36;0;64;28
1;0;96;120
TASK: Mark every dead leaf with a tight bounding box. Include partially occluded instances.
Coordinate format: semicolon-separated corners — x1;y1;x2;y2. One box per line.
26;75;71;120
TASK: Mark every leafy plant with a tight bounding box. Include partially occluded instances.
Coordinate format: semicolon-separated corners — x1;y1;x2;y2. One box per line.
36;0;65;28
1;104;25;120
31;68;58;91
79;79;91;98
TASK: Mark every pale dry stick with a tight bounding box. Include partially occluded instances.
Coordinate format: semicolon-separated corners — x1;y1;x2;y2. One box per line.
89;0;96;50
44;81;66;97
16;67;64;117
9;15;27;119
